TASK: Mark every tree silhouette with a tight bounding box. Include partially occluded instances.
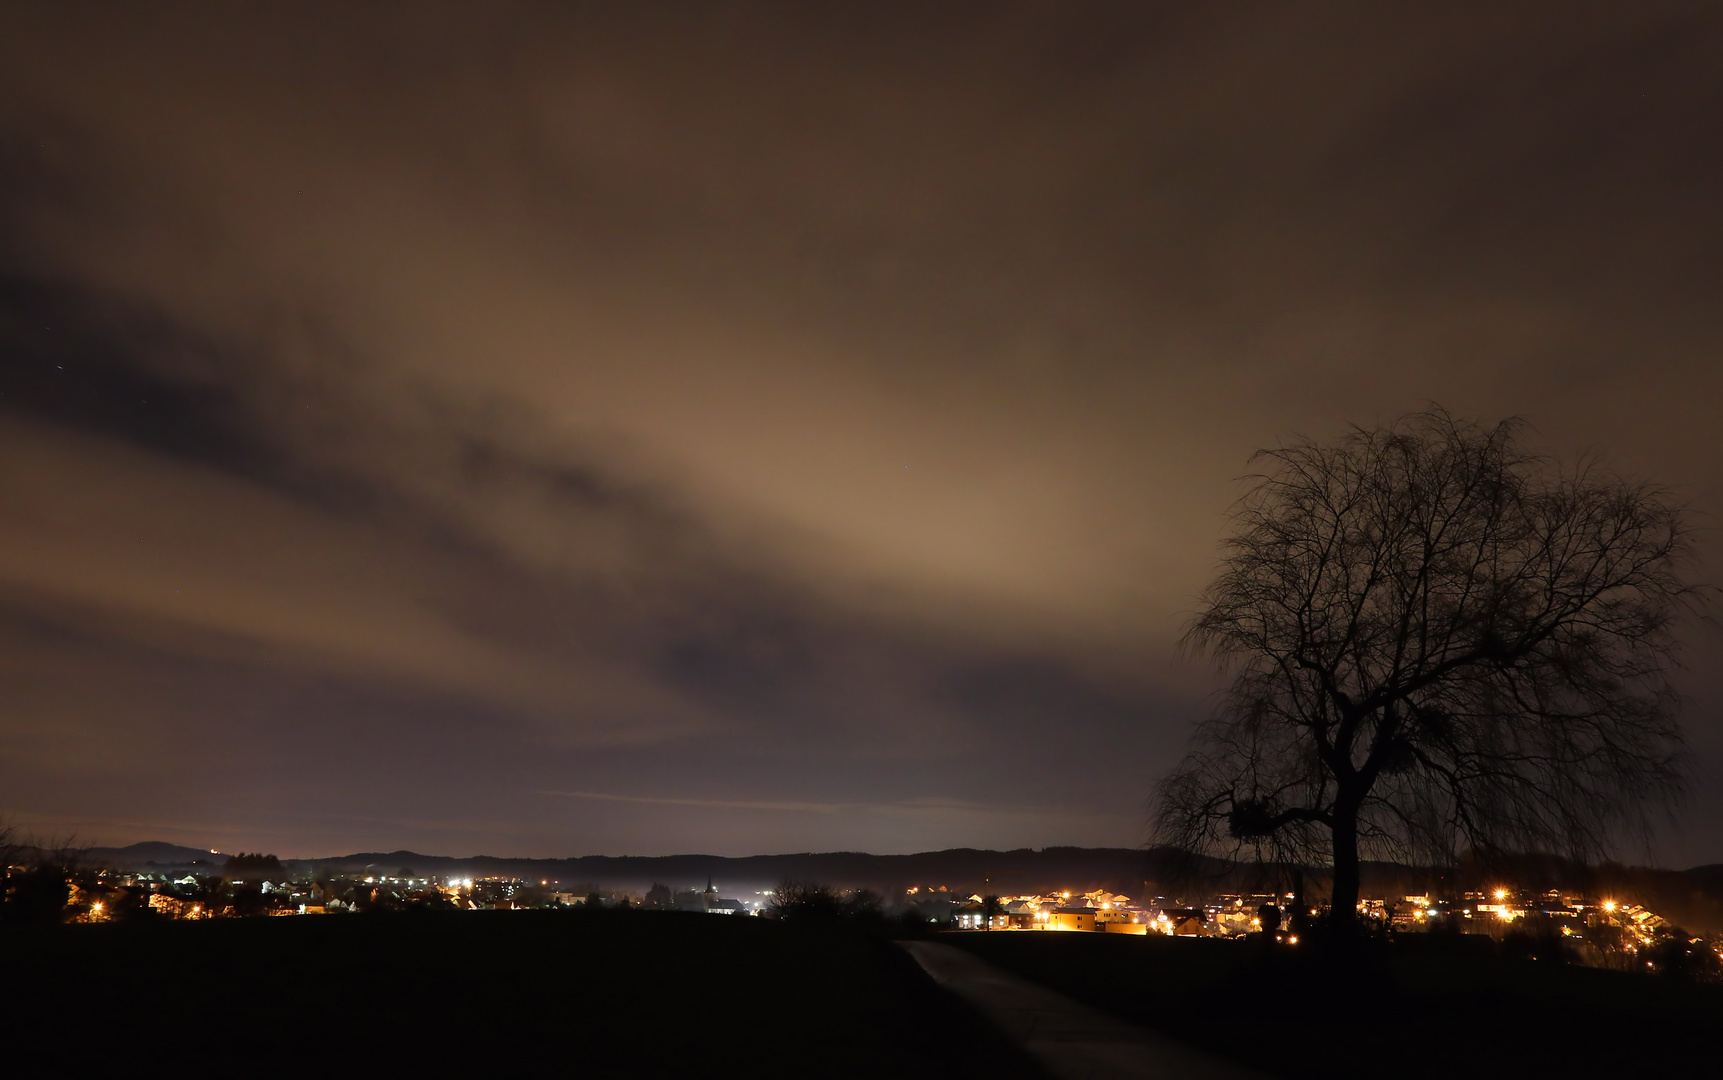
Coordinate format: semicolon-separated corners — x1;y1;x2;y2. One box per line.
0;832;91;924
223;852;282;875
767;880;881;925
1155;408;1695;930
2;863;70;924
768;879;845;922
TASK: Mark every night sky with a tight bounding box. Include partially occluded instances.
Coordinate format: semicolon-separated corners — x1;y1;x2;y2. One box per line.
3;2;1722;862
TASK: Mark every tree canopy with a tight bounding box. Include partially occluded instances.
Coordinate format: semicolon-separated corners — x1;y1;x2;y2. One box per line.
1155;408;1696;923
223;852;282;873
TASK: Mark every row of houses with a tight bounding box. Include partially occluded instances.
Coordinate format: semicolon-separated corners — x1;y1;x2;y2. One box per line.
948;888;1240;936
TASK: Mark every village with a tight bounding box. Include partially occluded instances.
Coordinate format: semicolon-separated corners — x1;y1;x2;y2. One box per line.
27;852;1705;978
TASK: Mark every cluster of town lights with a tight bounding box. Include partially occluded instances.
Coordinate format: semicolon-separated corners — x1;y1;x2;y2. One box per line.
43;862;1679;949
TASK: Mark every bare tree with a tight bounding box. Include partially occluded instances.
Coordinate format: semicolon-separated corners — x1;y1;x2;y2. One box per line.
767;879;845;921
1155;408;1696;929
0;818;21;871
767;879;882;924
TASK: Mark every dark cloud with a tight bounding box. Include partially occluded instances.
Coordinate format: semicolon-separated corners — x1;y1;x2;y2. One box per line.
0;1;1720;861
0;278;275;475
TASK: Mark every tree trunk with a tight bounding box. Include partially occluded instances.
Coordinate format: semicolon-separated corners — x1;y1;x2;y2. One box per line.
1329;805;1361;932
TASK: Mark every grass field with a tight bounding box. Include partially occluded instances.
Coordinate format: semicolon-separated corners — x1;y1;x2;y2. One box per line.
0;912;1042;1075
945;929;1723;1079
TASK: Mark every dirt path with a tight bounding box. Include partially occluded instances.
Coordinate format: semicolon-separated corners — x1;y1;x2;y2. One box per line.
900;939;1274;1080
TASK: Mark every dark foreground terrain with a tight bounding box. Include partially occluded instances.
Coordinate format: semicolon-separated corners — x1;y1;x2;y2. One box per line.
0;912;1040;1075
948;930;1723;1079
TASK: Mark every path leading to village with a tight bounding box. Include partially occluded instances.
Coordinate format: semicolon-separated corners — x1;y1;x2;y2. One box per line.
900;939;1273;1080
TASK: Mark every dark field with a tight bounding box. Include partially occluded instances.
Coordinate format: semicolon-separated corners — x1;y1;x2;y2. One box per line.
0;912;1041;1074
947;930;1723;1079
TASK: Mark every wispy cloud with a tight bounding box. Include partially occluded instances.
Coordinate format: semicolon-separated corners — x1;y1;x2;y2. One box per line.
541;790;996;816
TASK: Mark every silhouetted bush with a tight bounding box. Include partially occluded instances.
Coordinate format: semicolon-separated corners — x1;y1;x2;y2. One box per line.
768;880;883;927
1647;929;1720;981
895;908;929;935
1500;927;1573;965
3;865;70;924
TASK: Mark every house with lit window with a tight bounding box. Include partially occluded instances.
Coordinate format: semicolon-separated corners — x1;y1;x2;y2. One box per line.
1046;908;1096;932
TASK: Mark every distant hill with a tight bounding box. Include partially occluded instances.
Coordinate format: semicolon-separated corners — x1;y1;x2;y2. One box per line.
1682;863;1723;886
82;844;1168;896
289;846;1167;898
84;842;227;869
